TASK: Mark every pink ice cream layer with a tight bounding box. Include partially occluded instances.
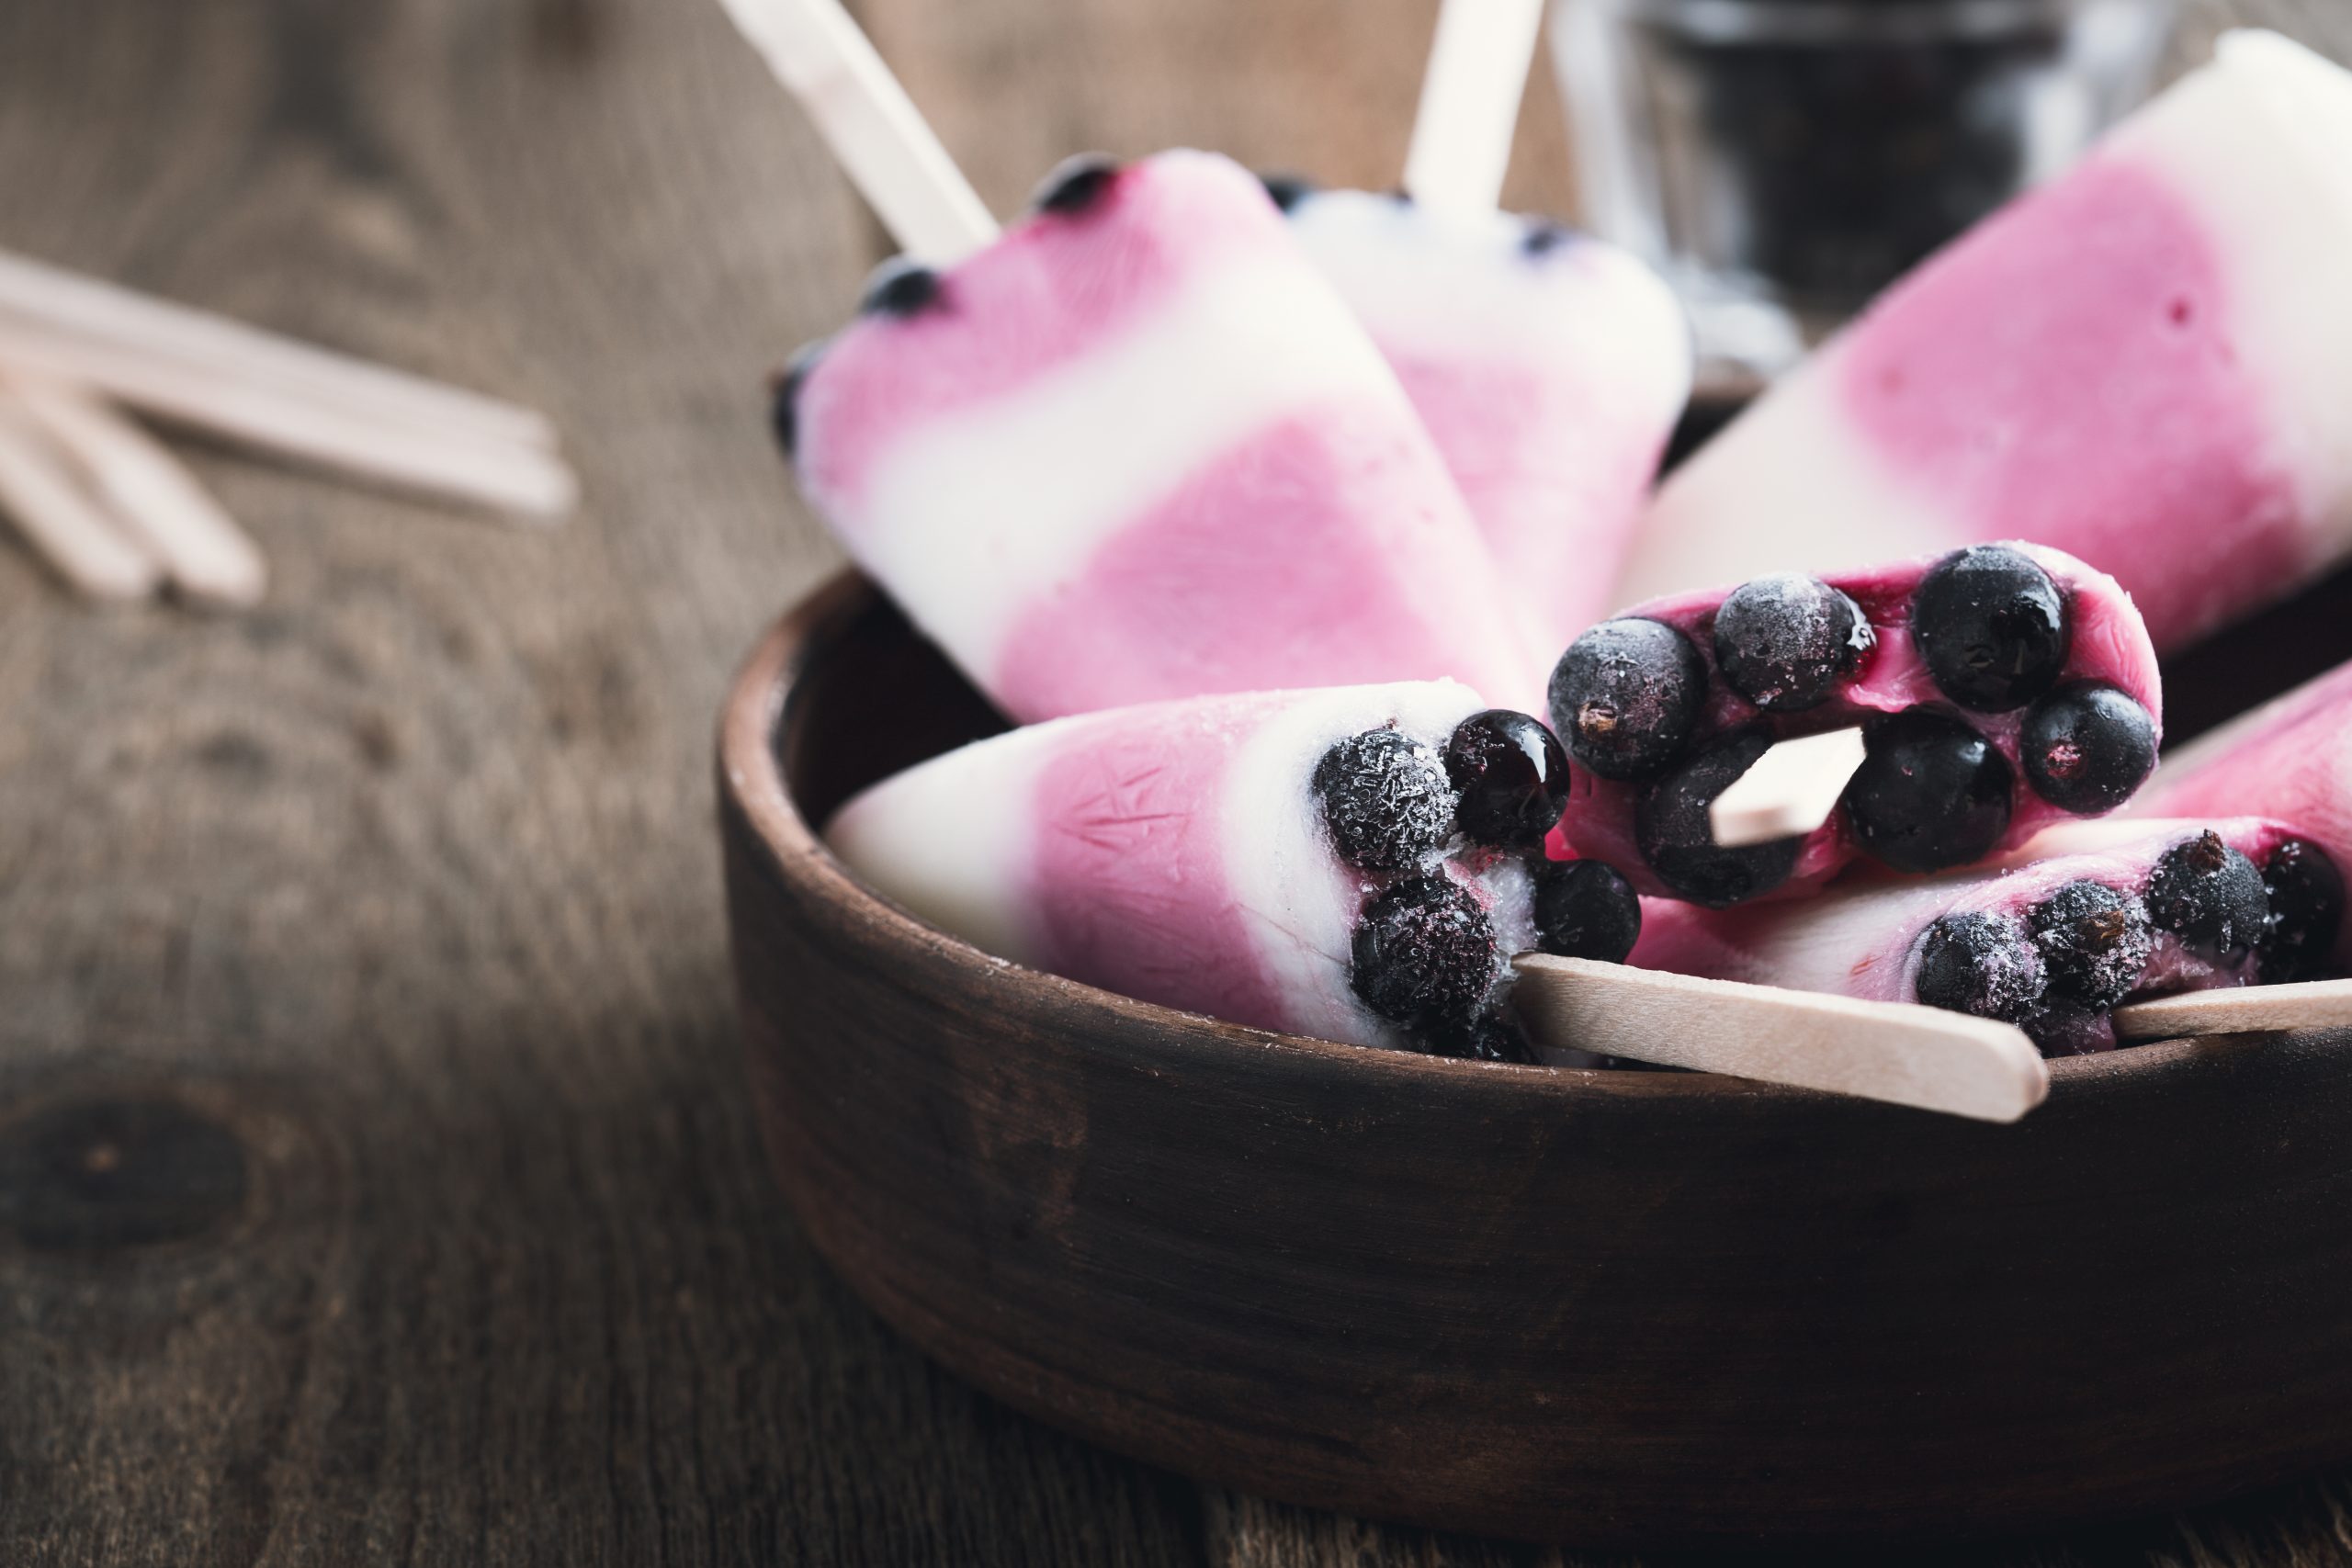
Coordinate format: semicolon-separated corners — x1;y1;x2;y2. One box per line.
1834;154;2304;650
1550;543;2161;903
1631;818;2304;1055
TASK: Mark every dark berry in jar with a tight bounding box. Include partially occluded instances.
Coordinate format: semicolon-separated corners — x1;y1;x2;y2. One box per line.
1313;728;1457;874
1914;910;2046;1024
1351;877;1499;1032
1710;572;1874;713
1845;709;2014;874
2145;830;2269;962
1634;728;1803;907
1547;618;1707;782
2028;881;2154;1011
1533;859;1644;964
2019;682;2159;815
1911;545;2071;712
1445;709;1572;851
2260;838;2346;984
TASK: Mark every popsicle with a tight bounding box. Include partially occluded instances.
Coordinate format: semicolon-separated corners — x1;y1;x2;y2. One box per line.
1546;542;2163;906
1260;0;1690;650
1619;30;2352;652
778;145;1544;722
824;682;1642;1058
2132;658;2352;978
1634;818;2337;1055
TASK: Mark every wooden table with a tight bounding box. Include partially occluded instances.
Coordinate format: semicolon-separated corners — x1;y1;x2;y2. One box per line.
1;0;2345;1562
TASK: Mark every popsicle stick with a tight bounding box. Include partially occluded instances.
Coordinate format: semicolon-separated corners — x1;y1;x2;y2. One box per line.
1709;726;1868;849
0;391;161;601
0;248;555;450
2112;979;2352;1043
1402;0;1546;220
1512;954;2050;1122
6;371;266;608
0;320;577;520
716;0;999;264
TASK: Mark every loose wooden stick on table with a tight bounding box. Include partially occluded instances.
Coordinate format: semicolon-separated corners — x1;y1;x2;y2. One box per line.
0;319;577;521
2112;978;2352;1043
6;369;266;608
0;391;160;602
0;247;556;451
1513;954;2050;1122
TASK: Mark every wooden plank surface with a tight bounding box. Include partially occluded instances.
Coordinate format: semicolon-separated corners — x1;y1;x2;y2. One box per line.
0;0;2347;1562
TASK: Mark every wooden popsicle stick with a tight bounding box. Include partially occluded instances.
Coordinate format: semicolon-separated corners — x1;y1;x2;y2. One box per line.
1709;725;1867;849
716;0;999;265
1512;954;2050;1122
1402;0;1546;220
0;248;555;450
6;370;266;609
2112;979;2352;1043
0;320;577;521
0;391;161;601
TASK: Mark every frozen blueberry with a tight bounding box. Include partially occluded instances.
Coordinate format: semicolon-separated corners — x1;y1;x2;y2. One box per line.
1533;859;1644;964
2019;682;2158;815
1259;172;1317;212
1445;710;1571;851
1033;153;1121;214
1634;728;1803;907
1914;911;2047;1024
2260;838;2346;984
1710;573;1874;713
1911;545;2071;712
1845;709;2014;874
1521;219;1577;257
2145;830;2269;962
769;345;822;458
2029;881;2154;1011
857;257;944;318
1351;877;1499;1032
1313;728;1457;874
1433;1012;1538;1064
1548;619;1708;782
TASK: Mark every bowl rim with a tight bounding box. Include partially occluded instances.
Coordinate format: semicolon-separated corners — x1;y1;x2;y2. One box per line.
722;569;2179;1106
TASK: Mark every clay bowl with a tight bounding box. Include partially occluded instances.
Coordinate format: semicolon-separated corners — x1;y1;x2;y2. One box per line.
719;569;2352;1551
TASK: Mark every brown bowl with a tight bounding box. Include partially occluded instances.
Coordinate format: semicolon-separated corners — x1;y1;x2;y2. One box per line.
719;570;2352;1551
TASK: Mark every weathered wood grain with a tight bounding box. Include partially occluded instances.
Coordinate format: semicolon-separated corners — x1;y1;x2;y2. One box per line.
1;0;2349;1562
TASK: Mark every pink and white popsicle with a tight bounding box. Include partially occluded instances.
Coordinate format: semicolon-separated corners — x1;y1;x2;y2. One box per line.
1276;187;1691;650
2132;658;2352;978
824;682;1641;1056
1633;818;2332;1055
1620;30;2352;652
1545;542;2162;906
780;150;1544;723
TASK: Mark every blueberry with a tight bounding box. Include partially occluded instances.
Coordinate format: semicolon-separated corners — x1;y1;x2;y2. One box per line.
1634;728;1802;907
1033;154;1122;215
2145;830;2269;962
1433;1012;1538;1064
1548;618;1708;782
1844;709;2014;874
2260;838;2346;983
1710;572;1875;713
857;257;944;318
2028;881;2154;1011
1911;545;2072;712
769;345;823;458
1521;219;1577;257
2019;682;2158;815
1351;877;1499;1032
1259;172;1317;212
1444;710;1571;851
1533;859;1644;963
1313;728;1457;873
1914;911;2047;1024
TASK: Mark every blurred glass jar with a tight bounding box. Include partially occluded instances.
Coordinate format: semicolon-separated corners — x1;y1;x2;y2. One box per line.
1552;0;2179;378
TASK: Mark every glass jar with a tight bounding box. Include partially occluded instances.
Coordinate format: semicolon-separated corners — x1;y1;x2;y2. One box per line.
1552;0;2179;378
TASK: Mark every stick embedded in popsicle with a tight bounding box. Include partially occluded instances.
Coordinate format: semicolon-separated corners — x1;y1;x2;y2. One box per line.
0;389;160;602
2112;979;2352;1042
